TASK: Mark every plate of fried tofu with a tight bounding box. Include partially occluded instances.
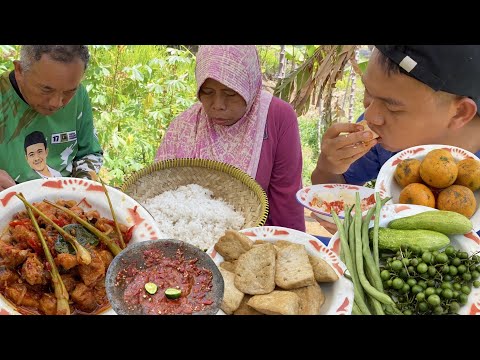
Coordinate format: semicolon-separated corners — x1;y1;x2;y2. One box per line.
207;226;354;315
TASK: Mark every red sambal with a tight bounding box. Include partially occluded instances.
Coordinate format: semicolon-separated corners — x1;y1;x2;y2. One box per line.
117;248;214;315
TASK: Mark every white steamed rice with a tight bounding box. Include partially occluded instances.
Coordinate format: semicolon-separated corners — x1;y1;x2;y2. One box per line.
141;184;245;250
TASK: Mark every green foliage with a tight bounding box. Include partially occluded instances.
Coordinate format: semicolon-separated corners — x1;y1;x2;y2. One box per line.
298;113;319;186
84;45;197;186
0;44;368;191
257;45;281;78
0;45;18;72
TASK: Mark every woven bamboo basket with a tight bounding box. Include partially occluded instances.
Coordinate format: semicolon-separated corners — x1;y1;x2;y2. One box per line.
120;158;269;228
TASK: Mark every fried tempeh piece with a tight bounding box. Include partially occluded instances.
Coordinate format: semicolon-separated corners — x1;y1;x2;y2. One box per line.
220;260;237;273
219;267;244;315
290;283;325;315
214;230;254;261
308;254;339;282
247;290;300;315
275;244;315;290
234;243;276;295
233;294;263;315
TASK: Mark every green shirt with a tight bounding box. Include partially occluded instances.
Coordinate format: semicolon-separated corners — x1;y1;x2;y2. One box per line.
0;71;103;183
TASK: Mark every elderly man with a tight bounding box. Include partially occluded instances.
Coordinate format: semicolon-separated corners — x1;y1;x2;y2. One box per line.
0;45;103;191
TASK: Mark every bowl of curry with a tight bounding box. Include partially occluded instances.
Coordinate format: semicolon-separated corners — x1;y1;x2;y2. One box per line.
0;178;163;315
105;239;224;315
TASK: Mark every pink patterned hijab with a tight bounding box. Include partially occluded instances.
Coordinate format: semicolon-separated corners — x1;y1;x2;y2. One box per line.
155;45;273;178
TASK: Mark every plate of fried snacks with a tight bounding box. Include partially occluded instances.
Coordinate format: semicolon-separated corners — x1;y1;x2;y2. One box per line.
207;226;353;315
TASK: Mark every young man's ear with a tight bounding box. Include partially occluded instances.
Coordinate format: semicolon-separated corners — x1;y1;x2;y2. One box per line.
448;97;478;129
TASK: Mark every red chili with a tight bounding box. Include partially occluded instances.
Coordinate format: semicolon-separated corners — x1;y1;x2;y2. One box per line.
9;219;31;227
27;237;42;254
52;218;68;227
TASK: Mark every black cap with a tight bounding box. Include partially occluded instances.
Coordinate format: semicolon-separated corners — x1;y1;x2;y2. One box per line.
375;45;480;114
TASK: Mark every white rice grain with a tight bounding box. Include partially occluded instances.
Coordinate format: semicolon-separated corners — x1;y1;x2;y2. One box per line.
141;184;245;250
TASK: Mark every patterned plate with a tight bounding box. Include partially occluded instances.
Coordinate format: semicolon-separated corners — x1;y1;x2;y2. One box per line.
374;144;480;231
296;183;376;224
328;203;480;315
207;226;354;315
0;177;162;315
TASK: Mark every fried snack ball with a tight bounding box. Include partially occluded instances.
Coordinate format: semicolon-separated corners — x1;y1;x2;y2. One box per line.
419;149;458;188
455;158;480;192
398;183;436;208
394;158;422;188
437;184;477;218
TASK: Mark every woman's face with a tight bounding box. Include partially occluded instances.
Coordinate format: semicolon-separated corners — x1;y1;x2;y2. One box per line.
198;78;247;126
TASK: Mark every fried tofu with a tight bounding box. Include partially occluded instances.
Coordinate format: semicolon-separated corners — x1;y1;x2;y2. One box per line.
234;243;276;295
233;294;263;315
308;254;339;282
291;283;325;315
275;244;315;290
220;261;237;273
247;290;300;315
214;230;254;261
219;268;244;315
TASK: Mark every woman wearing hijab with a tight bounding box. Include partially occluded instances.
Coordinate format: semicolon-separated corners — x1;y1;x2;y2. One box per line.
156;45;305;231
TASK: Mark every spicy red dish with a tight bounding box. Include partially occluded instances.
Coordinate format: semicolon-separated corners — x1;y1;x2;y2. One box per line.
106;239;224;315
117;248;214;315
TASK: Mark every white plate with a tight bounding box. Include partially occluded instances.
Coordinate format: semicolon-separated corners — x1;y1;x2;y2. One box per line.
375;144;480;232
0;177;162;315
207;226;354;315
296;184;376;224
328;203;480;315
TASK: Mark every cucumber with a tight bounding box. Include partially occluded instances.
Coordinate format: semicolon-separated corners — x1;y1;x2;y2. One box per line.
387;210;473;235
369;227;450;252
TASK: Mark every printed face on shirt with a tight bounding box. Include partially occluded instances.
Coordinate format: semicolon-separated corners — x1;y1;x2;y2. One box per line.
14;54;84;116
25;143;49;173
361;49;462;152
198;78;247;126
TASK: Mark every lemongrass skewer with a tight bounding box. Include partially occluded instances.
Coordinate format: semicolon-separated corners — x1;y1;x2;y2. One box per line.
20;195;70;315
43;200;122;256
16;194;91;266
99;177;125;249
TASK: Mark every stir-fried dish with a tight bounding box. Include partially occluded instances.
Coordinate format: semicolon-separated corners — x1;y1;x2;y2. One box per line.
0;198;133;315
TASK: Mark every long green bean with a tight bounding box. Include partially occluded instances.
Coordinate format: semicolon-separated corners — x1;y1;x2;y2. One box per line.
348;217;367;304
341;204;353;264
331;210;371;315
353;193;396;306
361;205;384;315
372;193;385;269
352;301;362;315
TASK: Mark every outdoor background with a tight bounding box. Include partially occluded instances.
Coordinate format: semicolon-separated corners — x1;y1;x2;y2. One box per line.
0;45;370;187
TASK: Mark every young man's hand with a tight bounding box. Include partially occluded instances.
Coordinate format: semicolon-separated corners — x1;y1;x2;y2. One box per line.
0;170;16;191
317;122;377;175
